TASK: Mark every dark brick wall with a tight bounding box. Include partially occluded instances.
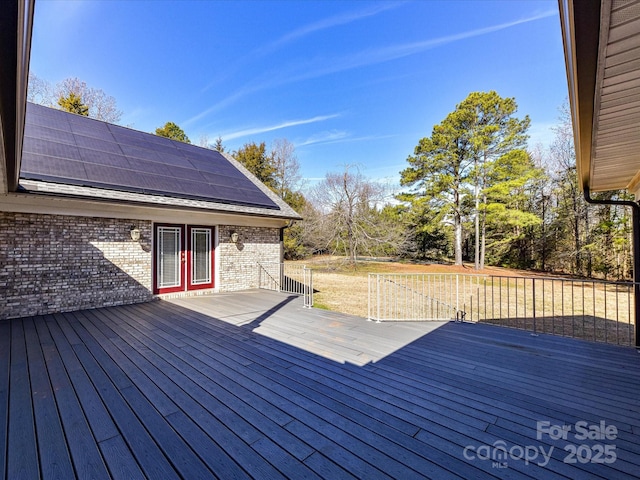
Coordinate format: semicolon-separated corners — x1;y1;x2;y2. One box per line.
0;213;153;319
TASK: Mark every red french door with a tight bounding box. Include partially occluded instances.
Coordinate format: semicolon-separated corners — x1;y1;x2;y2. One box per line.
154;224;214;294
186;226;214;290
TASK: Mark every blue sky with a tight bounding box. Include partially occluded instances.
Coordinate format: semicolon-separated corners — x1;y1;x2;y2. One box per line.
29;0;567;188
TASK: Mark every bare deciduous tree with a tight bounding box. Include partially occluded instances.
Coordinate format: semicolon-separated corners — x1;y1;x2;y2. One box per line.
27;73;54;106
271;138;302;199
306;166;400;263
28;74;123;124
55;77;122;123
198;134;211;149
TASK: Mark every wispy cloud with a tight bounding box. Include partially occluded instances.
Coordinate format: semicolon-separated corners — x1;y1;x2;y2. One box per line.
296;130;350;147
257;3;404;55
184;87;259;126
190;9;556;124
277;9;558;85
222;114;341;141
201;3;402;93
298;132;399;148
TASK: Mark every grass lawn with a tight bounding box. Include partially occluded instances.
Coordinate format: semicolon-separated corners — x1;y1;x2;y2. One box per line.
288;256;529;318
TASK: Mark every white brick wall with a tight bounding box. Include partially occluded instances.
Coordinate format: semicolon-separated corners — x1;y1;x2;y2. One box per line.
218;225;281;291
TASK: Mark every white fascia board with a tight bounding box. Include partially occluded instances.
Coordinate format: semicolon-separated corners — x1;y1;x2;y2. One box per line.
0;192;289;228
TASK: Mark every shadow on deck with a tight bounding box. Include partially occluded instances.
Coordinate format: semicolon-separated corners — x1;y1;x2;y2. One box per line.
1;289;639;479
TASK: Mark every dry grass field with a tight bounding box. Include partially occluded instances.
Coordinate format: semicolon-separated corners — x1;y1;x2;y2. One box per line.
289;256;529;317
287;256;636;346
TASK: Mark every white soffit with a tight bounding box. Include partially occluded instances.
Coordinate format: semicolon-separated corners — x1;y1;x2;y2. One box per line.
593;0;640;192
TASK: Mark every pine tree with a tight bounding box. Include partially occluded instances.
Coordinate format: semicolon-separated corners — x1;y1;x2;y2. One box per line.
233;142;276;189
155;122;191;143
400;91;529;266
57;92;89;116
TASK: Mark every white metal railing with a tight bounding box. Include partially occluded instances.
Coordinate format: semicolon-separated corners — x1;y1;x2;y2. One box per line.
258;262;313;308
368;273;482;322
368;273;637;346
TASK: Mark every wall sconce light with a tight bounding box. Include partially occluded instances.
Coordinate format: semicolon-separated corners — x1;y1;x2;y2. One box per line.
230;231;239;243
130;226;141;241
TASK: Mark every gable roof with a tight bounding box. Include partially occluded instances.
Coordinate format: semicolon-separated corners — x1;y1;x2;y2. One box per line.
19;103;300;219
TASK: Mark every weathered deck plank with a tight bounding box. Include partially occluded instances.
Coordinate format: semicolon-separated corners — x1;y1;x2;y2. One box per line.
2;290;640;479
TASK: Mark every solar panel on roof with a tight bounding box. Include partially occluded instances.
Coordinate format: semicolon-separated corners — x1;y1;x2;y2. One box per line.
165;166;204;182
84;163;148;189
26;112;65;128
22;153;88;181
154;150;193;168
23;136;83;161
69;121;113;139
73;134;124;155
131;158;173;176
25;124;76;146
118;143;161;162
29;106;66;119
20;103;280;209
199;171;247;188
189;159;231;173
78;149;131;169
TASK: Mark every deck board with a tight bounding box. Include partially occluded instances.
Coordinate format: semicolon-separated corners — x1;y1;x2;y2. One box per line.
7;320;39;480
42;321;117;480
97;435;146;480
100;307;289;479
24;317;75;480
2;289;640;479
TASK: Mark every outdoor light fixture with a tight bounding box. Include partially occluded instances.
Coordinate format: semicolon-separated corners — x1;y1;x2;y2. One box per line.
230;231;239;243
130;226;141;241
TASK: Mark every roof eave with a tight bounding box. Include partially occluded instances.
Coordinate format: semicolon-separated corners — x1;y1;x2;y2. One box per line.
558;0;602;192
0;0;35;194
18;179;304;221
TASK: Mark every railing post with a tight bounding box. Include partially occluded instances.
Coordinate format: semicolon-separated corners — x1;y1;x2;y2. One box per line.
258;263;261;289
303;266;313;308
367;273;372;321
456;274;459;315
278;263;282;293
376;274;381;322
532;278;537;336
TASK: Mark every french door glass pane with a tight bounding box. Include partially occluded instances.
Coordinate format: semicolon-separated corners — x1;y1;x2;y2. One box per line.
158;227;181;288
191;228;211;284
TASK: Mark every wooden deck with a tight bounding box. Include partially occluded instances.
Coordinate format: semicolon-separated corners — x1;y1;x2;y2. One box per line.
1;289;639;479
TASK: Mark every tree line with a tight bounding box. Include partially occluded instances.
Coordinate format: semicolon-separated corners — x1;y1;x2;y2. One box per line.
28;75;632;279
285;91;632;281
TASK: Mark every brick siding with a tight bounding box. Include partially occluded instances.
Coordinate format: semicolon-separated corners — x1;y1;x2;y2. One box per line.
0;213;282;319
0;213;153;319
218;225;281;291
